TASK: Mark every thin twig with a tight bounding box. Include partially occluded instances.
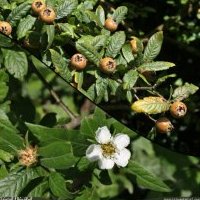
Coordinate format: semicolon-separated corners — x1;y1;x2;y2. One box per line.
33;66;77;120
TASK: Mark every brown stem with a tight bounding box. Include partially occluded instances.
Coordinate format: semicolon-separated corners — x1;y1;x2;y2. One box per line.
33;66;77;120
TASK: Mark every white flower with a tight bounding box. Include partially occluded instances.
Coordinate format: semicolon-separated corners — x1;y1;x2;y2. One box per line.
86;126;131;170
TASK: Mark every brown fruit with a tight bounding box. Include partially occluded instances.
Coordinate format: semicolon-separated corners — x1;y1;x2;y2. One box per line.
71;53;87;70
170;101;187;118
104;18;118;32
99;57;116;74
0;21;12;35
39;7;56;24
31;0;46;14
155;117;174;134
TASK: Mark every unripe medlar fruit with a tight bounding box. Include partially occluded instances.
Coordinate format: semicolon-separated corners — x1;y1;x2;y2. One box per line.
99;57;116;74
130;38;138;54
71;53;87;70
39;7;56;24
155;117;174;134
104;18;118;32
31;0;46;14
170;101;187;118
0;21;12;35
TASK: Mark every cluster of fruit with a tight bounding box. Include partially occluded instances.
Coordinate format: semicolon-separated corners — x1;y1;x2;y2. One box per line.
0;0;56;36
156;101;187;134
70;29;138;74
31;0;56;23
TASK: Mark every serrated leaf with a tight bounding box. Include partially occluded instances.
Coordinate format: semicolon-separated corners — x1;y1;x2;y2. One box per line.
26;122;68;145
7;2;31;26
131;96;170;114
17;15;36;40
0;110;24;152
138;61;175;72
2;49;28;80
112;6;128;24
39;141;76;169
123;69;138;90
172;83;199;101
56;0;78;19
106;31;126;58
126;161;171;192
49;172;73;199
122;43;134;63
96;5;105;26
92;35;107;50
0;168;40;196
76;40;100;64
143;31;163;61
49;49;71;82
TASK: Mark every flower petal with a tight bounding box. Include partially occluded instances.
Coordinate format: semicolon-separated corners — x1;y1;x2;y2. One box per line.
95;126;111;144
86;144;102;161
113;133;130;150
98;157;115;169
114;148;131;167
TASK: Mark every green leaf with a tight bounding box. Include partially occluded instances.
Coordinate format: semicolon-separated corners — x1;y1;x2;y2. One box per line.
126;90;132;103
0;168;40;196
56;0;78;19
0;70;9;102
45;25;55;49
143;31;163;62
0;110;24;152
49;49;72;82
112;6;128;24
106;31;126;58
156;74;176;86
131;96;170;114
75;187;100;200
76;39;100;64
17;15;36;40
122;43;135;63
138;61;175;72
67;130;89;157
126;161;171;192
95;77;109;103
58;23;77;38
0;34;13;47
49;172;73;199
7;2;31;26
92;35;107;50
96;5;105;26
108;79;120;96
2;49;28;80
28;181;49;197
123;69;138;90
26;122;68;145
0;149;14;162
39;141;76;169
85;10;103;27
172;83;199;101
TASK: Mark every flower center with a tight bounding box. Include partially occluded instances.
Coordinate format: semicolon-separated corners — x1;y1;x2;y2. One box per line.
101;142;116;157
